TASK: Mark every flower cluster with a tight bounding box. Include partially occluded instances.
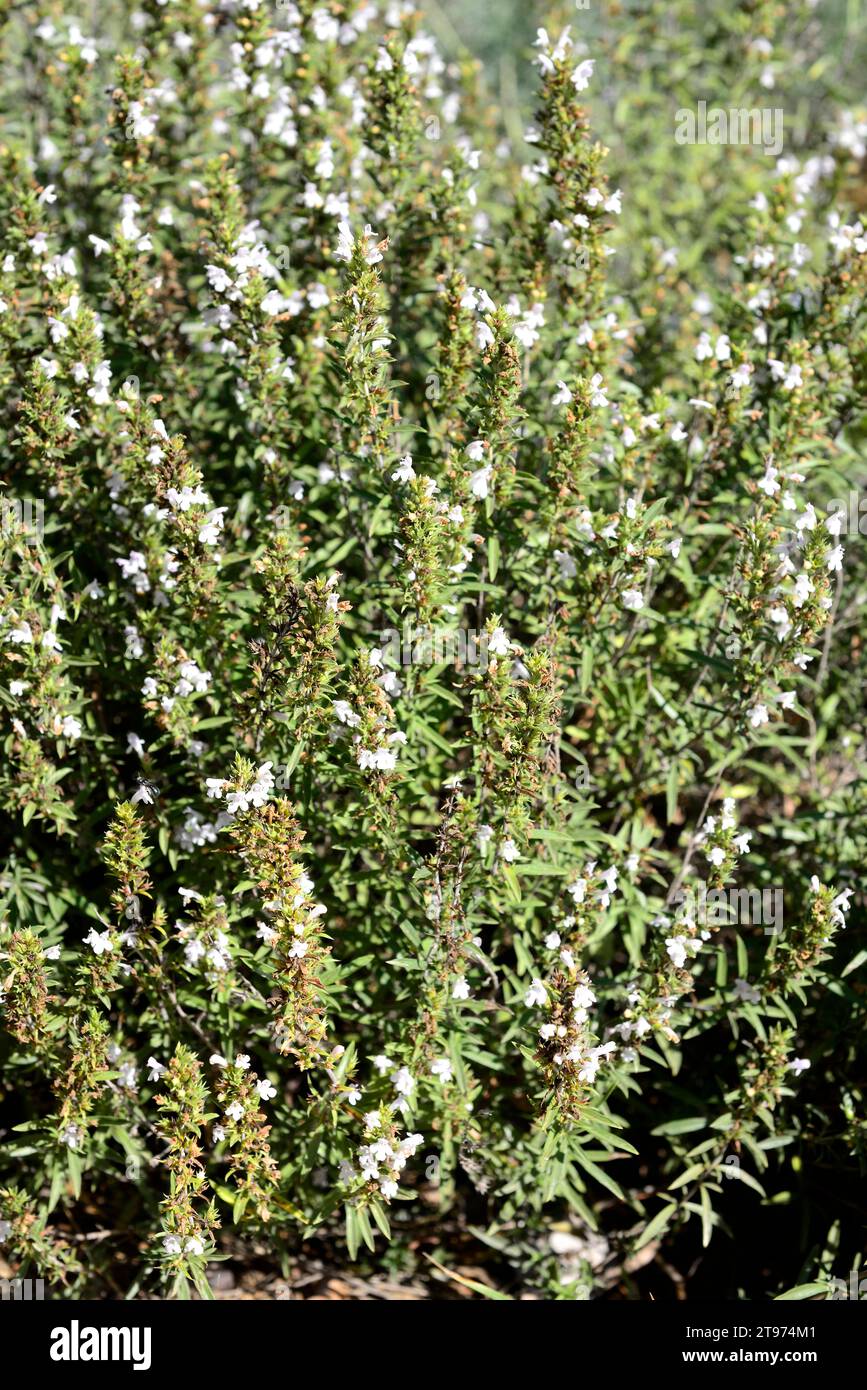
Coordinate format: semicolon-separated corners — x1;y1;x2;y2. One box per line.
346;1107;424;1205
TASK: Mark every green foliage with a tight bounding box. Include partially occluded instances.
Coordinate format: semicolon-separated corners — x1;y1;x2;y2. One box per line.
0;0;865;1301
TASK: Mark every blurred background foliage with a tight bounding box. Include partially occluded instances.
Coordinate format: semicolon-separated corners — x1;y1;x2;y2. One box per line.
422;0;867;247
422;0;867;416
425;0;866;107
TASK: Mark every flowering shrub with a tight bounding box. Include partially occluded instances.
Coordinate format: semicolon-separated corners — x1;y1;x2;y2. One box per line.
0;0;866;1301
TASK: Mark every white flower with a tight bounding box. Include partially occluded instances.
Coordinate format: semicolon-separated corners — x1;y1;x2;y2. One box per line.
198;507;227;546
256;1079;277;1101
206;264;233;294
452;977;471;1000
589;373;608;408
430;1058;453;1084
758;466;780;496
600;864;619;896
552;380;573;405
622;588;644;612
357;746;398;773
261;290;289;315
695;331;713;361
335;220;382;266
569;877;587;904
391;454;415;483
572;58;595;91
665;936;689;969
787;1057;811;1076
487;626;512;657
554;549;577;578
147;1057;165;1082
85;927;114;955
163;1235;182;1256
392;1066;415;1097
333;699;359;728
470;465;492;499
748;703;769;728
795;504;817;535
525;978;548;1007
500;837;520;863
573;983;596;1011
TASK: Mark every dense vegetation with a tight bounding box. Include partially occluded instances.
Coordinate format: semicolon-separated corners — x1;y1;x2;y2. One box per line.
0;0;865;1300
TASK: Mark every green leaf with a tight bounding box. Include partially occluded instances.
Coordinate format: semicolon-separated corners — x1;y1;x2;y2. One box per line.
699;1186;714;1248
345;1204;360;1262
652;1116;706;1137
425;1255;510;1299
774;1283;832;1301
668;1163;705;1190
574;1152;625;1200
634;1203;677;1252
